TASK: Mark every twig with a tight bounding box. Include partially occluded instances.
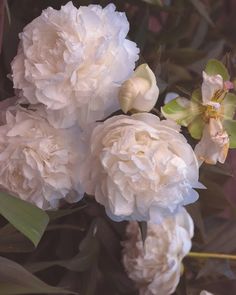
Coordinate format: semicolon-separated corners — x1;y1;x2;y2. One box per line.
188;251;236;261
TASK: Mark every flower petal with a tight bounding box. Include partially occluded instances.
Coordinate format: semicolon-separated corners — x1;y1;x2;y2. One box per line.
201;71;224;105
195;118;229;165
162;97;201;126
188;115;205;139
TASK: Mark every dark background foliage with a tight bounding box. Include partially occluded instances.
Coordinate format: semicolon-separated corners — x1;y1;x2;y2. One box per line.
0;0;236;294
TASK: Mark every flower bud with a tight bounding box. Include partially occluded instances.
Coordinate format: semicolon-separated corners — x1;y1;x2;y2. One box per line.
119;63;159;113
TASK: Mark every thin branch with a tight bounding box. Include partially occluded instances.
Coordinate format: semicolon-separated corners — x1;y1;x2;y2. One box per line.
188;251;236;261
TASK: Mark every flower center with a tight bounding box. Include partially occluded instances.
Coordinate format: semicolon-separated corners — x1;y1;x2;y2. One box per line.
203;88;227;122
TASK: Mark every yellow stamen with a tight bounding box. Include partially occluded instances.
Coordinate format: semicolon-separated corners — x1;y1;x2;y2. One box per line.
212;89;226;103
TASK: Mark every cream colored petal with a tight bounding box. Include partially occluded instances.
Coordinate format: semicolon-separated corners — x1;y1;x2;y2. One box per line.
201;71;224;105
194;118;229;165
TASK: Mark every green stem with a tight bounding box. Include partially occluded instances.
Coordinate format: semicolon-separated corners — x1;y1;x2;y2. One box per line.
188;251;236;260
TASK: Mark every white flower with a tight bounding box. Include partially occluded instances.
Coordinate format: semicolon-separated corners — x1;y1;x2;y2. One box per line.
201;71;224;107
119;64;159;113
11;2;139;128
0;105;84;209
122;208;193;295
79;113;201;222
200;291;214;295
194;118;229;165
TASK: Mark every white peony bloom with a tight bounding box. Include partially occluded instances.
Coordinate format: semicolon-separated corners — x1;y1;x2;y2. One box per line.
11;2;139;128
119;64;159;113
122;208;194;295
194;118;229;165
0;105;84;209
79;113;201;222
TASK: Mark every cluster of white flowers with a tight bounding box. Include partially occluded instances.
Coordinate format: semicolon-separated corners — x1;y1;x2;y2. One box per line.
3;0;201;219
1;2;139;208
0;2;207;294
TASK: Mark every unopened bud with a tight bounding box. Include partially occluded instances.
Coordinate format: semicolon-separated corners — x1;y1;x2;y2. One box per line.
119;64;159;113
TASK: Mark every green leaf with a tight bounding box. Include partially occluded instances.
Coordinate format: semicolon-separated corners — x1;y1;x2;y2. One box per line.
167;63;192;84
186;202;206;242
205;59;230;81
223;120;236;148
166;48;205;65
134;7;149;53
26;221;100;273
0;224;34;253
25;245;99;273
47;204;87;221
222;93;236;120
189;0;214;27
202;220;236;253
162;97;200;126
197;259;236;280
0;256;76;294
0;192;49;247
188;115;205;139
199;179;232;216
190;18;208;49
4;0;11;24
188;40;225;75
201;162;233;177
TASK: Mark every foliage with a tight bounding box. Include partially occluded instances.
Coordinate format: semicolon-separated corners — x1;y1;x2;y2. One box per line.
0;0;236;294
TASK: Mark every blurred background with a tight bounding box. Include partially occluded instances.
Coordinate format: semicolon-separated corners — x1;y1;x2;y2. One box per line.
1;1;236;294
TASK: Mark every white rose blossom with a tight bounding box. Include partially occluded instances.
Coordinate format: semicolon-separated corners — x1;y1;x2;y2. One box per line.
11;2;139;128
122;208;194;295
79;113;201;222
0;105;84;209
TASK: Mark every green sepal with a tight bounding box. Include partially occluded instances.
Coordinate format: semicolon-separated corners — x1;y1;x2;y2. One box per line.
161;97;201;127
188;115;205;139
223;119;236;148
222;93;236;120
205;59;230;81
